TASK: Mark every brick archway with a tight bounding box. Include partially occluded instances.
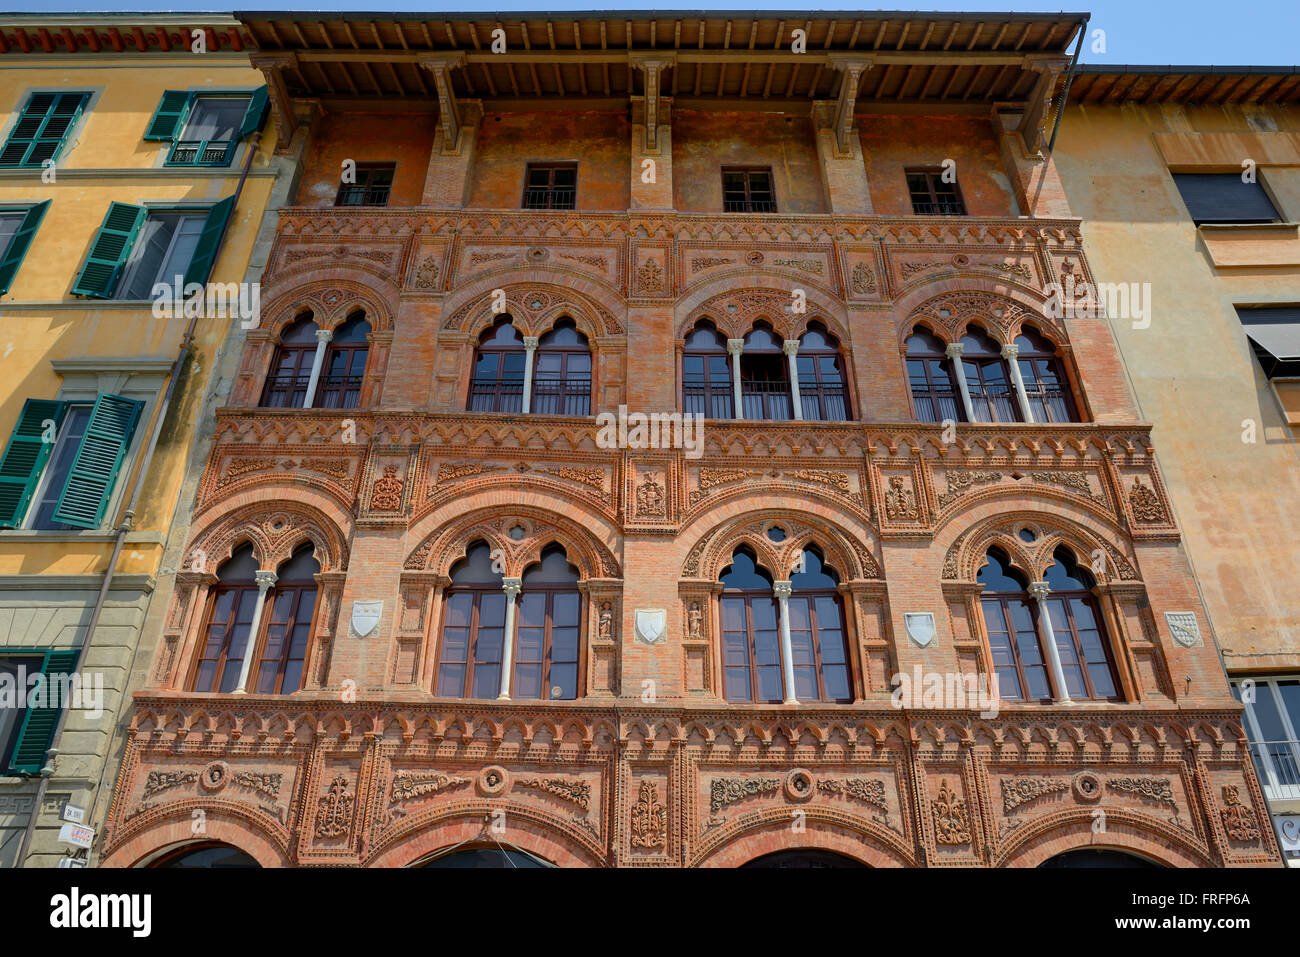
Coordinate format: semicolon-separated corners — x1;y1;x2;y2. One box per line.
100;807;290;868
994;808;1213;868
367;810;605;868
693;813;914;867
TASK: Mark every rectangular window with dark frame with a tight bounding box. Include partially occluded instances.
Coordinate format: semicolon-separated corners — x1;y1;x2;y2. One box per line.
722;168;776;213
1172;173;1282;226
523;163;577;210
906;169;967;216
335;163;396;207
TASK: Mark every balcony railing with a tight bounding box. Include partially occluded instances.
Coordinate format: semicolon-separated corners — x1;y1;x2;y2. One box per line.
741;379;794;421
336;185;392;207
468;380;525;414
1250;738;1300;801
260;374;311;409
168;138;236;166
315;373;363;410
911;389;963;424
910;201;967;216
683;385;734;419
530;378;591;416
523;187;575;210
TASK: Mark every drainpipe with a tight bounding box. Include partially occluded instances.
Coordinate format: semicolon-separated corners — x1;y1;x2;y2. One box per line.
17;133;263;868
1047;16;1089;154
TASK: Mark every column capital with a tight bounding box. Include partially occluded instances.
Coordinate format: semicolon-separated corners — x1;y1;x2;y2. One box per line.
945;342;965;358
726;338;745;356
1028;581;1051;601
502;577;522;598
782;340;800;357
826;55;873;154
1000;343;1020;359
419;53;467;152
315;328;334;344
254;570;278;591
772;580;793;600
522;336;539;350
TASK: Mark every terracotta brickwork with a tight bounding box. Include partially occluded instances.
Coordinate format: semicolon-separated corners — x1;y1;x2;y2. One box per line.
99;13;1280;867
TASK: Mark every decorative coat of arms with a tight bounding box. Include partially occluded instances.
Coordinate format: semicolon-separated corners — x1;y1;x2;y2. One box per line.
634;609;666;645
905;612;936;648
351;600;382;638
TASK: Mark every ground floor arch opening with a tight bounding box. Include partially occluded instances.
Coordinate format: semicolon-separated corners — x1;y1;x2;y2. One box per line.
1038;848;1164;868
148;842;260;868
741;849;868;868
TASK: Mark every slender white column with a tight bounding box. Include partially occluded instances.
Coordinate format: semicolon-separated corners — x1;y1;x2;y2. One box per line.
1028;581;1072;704
783;340;803;420
233;570;277;694
726;338;745;420
497;577;522;699
772;580;799;706
945;342;976;423
301;328;333;409
520;336;539;414
1002;343;1035;423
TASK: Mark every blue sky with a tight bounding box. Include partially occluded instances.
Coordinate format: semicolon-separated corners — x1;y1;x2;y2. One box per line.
22;2;1300;66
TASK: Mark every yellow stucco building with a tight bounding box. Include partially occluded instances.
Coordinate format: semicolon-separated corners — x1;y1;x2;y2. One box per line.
0;13;299;866
1057;66;1300;864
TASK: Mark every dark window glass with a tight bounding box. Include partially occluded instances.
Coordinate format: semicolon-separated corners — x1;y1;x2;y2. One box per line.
27;404;93;530
316;313;371;410
0;654;44;770
961;326;1019;423
335;163;396;206
787;550;851;703
192;545;261;693
1236;307;1300;380
261;316;319;408
740;325;792;420
796;324;850;421
532;319;591;416
254;547;319;695
906;169;967;216
682;322;733;419
906;327;964;423
1015;326;1078;423
468;320;525;413
722;168;777;213
523;163;577;209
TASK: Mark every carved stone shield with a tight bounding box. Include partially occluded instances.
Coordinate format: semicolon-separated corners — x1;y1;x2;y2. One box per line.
904;612;936;648
351;600;383;638
634;609;666;645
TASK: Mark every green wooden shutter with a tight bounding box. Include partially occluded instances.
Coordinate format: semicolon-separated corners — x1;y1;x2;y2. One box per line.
8;649;80;774
0;91;89;167
182;196;235;288
50;393;143;529
70;201;146;298
0;199;50;295
239;86;270;139
143;90;191;141
0;398;66;528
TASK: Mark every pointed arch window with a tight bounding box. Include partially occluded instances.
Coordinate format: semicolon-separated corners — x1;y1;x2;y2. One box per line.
720;547;851;704
906;326;963;423
682;321;733;419
315;311;370;410
532;319;591;416
261;315;318;408
437;541;583;700
191;543;319;695
960;326;1019;423
978;547;1120;703
468;320;525;413
740;324;792;421
796;324;850;421
1015;326;1078;423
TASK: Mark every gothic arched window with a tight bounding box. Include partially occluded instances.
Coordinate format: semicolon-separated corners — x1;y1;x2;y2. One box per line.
514;546;582;699
906;326;963;423
261;315;318;408
786;548;852;702
468;320;525;413
1041;548;1119;700
740;323;792;421
315;311;371;410
192;544;260;693
437;542;508;698
253;545;320;695
720;548;782;702
532;319;591;416
682;321;732;419
796;324;850;421
960;326;1018;423
1015;326;1079;423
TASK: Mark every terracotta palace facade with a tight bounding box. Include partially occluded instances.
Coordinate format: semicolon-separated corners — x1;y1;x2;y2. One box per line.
96;11;1281;868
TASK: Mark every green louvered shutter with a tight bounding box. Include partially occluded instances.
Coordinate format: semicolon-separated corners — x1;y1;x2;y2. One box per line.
144;90;191;141
0;199;50;295
70;201;145;298
182;196;235;288
239;86;269;139
0;91;89;167
0;398;66;528
50;393;143;529
8;649;80;774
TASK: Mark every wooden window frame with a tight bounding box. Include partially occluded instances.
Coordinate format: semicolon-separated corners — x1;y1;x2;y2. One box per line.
510;584;584;700
335;163;396;207
530;340;592;416
722;166;777;213
682;336;733;419
905;168;968;216
189;581;260;693
522;163;578;210
795;344;852;422
260;343;317;409
720;592;784;704
784;590;853;703
468;337;526;413
252;579;320;695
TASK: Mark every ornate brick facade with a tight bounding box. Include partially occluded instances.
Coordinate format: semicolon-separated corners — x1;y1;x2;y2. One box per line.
99;12;1280;868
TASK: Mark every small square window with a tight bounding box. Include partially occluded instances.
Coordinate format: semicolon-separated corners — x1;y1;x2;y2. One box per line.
523;164;577;210
906;170;967;216
722;168;776;213
335;163;396;207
